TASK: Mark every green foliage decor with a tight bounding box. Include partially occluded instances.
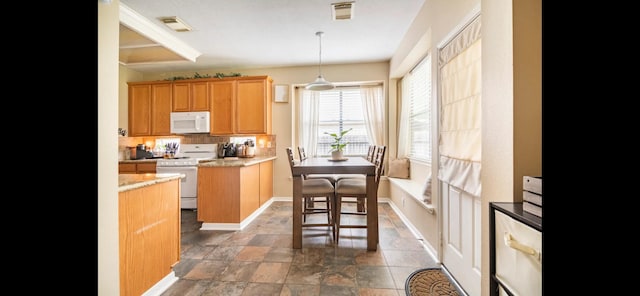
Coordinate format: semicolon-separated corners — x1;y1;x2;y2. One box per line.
164;72;242;81
324;128;353;152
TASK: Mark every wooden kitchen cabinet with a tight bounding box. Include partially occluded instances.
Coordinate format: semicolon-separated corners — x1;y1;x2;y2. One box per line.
128;82;173;136
197;159;273;223
259;161;273;207
210;80;236;134
172;81;210;112
119;177;180;296
119;162;157;174
127;76;271;136
209;76;272;135
236;77;272;134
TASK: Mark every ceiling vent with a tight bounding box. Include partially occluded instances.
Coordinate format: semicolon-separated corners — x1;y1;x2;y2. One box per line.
332;2;355;20
159;16;192;32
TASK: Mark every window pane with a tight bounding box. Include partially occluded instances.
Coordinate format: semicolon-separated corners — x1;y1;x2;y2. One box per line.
406;55;431;162
316;89;371;156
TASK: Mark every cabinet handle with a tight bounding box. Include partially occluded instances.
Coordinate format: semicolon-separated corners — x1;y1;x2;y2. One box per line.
503;232;541;261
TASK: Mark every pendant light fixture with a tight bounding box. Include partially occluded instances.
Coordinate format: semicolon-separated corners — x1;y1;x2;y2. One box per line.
305;31;335;91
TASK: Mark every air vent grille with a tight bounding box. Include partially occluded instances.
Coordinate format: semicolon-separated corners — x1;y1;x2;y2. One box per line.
159;17;192;32
332;2;355;20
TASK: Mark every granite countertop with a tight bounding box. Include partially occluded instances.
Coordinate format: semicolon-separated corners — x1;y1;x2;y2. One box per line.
198;156;277;167
118;173;185;192
119;158;161;163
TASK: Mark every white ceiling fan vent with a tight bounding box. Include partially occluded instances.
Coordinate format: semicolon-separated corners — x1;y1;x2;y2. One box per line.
332;2;355;20
159;16;192;32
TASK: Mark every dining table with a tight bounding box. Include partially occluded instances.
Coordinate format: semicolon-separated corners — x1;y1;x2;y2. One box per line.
291;156;378;250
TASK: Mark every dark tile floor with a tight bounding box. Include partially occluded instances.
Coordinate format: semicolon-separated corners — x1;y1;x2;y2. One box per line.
161;201;438;296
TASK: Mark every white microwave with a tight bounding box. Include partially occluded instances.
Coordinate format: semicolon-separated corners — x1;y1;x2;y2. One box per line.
170;111;211;134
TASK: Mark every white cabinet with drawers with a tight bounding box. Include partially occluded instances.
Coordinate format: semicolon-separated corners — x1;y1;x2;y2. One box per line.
490;202;543;296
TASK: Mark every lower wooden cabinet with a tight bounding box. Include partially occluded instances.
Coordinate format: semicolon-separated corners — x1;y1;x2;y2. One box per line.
259;161;273;207
197;160;273;223
119;178;180;296
119;162;157;174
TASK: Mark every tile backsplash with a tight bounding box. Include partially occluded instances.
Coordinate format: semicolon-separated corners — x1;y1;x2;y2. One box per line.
118;134;276;160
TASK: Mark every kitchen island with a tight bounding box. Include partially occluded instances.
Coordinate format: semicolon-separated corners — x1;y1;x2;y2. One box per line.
118;173;184;296
197;156;277;230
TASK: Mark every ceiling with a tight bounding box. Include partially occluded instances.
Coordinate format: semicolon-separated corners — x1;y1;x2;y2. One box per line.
119;0;426;73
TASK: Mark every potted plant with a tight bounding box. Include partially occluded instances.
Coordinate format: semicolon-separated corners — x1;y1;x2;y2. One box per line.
324;128;352;160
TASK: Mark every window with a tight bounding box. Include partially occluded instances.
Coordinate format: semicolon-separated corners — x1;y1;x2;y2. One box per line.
402;55;432;162
316;88;370;156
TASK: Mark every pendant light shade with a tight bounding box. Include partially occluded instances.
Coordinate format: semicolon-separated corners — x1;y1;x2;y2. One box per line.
306;31;335;91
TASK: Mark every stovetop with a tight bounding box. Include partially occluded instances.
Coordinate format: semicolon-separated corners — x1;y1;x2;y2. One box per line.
156;144;217;167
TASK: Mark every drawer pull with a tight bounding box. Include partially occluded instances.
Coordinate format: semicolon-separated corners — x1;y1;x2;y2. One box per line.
503;232;541;261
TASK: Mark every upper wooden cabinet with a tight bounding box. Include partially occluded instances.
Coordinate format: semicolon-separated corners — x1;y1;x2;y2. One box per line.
236;78;272;134
128;82;172;136
210;76;273;135
172;81;210;112
127;76;271;136
210;80;236;134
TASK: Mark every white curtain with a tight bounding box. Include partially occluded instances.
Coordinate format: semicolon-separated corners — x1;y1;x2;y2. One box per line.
298;88;320;157
438;15;482;197
397;78;411;158
360;85;385;146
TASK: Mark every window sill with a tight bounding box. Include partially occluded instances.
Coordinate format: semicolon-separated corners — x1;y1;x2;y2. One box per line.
387;177;435;214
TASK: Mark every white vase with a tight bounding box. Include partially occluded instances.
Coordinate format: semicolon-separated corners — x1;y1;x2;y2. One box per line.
331;150;343;160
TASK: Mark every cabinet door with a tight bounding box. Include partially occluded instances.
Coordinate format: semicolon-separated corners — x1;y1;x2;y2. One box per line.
151;84;172;135
236;79;267;134
128;84;152;136
210;81;236;134
119;163;137;174
191;81;210;111
172;82;191;112
240;164;260;221
259;161;273;206
136;162;157;173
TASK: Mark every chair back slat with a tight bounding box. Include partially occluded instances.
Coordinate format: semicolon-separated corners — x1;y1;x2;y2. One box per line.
297;146;308;161
286;147;296;174
366;145;376;162
374;146;386;185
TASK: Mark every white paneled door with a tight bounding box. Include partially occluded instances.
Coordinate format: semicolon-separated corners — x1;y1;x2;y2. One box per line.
437;12;482;296
441;185;481;296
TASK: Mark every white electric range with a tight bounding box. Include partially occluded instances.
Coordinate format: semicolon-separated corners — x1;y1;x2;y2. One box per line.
156;144;217;209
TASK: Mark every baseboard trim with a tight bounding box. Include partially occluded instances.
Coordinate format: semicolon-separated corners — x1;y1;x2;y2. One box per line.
141;271;178;296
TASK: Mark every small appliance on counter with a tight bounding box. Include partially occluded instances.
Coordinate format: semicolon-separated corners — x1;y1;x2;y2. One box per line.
218;142;237;158
238;140;256;158
130;144;154;160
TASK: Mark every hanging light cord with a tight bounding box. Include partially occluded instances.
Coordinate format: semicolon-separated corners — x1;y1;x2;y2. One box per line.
317;31;323;77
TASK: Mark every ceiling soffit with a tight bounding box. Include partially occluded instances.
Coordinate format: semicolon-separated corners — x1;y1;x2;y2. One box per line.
119;3;201;66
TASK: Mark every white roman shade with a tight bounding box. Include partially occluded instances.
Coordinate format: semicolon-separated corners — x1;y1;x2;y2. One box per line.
438;15;482;197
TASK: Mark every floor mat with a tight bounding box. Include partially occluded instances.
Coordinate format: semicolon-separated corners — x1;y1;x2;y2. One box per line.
405;268;461;296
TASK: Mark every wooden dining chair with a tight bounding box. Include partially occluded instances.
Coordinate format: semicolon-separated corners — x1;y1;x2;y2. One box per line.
366;144;376;162
297;146;337;215
333;145;386;243
333;144;378;211
286;147;336;238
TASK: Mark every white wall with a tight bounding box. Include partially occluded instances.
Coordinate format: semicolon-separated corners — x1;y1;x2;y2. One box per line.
119;66;143;130
481;0;542;295
98;0;120;295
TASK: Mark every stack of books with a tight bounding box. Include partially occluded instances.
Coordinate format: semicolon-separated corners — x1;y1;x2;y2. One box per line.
523;176;542;217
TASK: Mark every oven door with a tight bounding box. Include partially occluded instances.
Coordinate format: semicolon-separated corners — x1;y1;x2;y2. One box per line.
156;166;198;209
